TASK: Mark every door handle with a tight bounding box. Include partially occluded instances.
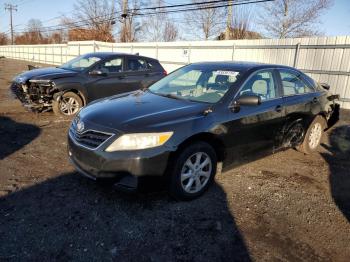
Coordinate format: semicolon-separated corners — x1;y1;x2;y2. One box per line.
312;97;318;104
275;105;283;112
118;75;126;79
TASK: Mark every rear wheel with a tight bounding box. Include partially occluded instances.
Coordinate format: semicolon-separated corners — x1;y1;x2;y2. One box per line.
52;92;83;116
297;116;326;154
168;142;217;200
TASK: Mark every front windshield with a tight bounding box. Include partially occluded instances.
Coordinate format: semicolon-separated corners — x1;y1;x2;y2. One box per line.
60;54;102;72
148;65;241;103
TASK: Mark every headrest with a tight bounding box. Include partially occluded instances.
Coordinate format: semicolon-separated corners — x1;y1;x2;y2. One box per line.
282;80;296;95
215;74;229;84
252;80;268;95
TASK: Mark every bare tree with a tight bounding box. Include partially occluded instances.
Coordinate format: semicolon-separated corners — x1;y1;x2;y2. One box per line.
118;0;144;42
47;31;64;44
258;0;333;38
15;19;49;44
27;19;46;43
64;0;116;42
217;5;261;40
163;21;178;42
0;33;9;45
140;0;179;42
185;0;226;40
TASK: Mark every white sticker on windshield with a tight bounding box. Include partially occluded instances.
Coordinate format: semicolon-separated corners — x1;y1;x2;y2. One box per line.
213;70;239;77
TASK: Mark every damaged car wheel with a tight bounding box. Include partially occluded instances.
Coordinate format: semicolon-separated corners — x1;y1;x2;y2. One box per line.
53;92;83;116
297;116;326;154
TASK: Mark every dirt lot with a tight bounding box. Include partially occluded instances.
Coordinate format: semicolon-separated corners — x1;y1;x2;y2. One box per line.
0;58;349;261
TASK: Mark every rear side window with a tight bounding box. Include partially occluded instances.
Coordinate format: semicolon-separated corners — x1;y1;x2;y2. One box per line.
239;70;278;101
147;59;163;71
127;58;148;71
279;70;315;96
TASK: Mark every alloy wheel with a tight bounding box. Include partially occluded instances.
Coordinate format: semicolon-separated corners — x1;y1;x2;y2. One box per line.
308;122;322;149
60;97;80;116
180;152;212;194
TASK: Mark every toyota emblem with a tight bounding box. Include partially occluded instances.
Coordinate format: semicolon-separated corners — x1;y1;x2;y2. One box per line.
76;120;85;133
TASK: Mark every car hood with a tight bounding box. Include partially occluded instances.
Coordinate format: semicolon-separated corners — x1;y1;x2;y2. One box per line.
14;67;78;83
79;91;210;133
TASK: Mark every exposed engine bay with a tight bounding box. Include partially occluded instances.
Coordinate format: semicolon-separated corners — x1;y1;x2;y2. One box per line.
11;78;58;112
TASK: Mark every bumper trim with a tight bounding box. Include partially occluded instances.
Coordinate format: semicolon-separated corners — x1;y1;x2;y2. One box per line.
69;155;97;181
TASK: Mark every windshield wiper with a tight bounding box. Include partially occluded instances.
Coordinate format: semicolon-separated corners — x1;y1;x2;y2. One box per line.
156;92;185;100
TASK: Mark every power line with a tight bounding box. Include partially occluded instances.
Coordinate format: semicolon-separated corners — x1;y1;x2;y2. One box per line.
10;0;249;33
5;0;274;36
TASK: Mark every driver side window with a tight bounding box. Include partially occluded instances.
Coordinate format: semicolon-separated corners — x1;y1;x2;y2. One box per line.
239;70;277;101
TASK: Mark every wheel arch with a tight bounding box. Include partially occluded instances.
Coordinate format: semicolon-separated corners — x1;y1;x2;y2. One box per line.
53;88;87;106
170;132;226;163
68;89;87;106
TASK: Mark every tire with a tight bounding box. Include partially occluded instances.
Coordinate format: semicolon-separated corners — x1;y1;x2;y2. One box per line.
168;142;217;200
52;92;83;116
297;116;326;154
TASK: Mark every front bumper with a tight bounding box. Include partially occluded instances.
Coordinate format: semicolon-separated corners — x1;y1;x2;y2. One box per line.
67;135;171;181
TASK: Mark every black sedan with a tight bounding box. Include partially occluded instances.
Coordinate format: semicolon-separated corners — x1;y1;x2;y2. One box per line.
67;62;339;200
11;52;166;116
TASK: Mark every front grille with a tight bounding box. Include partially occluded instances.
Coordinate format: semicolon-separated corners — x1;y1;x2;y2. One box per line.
69;124;113;149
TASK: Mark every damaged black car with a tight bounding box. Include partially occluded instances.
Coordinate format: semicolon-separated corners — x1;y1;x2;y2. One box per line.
67;62;340;200
11;52;166;116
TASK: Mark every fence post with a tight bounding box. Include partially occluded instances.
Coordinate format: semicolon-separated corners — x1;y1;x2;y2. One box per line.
59;46;62;64
188;44;191;64
156;44;158;59
78;43;81;55
232;43;235;61
131;44;134;54
45;46;47;64
293;43;301;67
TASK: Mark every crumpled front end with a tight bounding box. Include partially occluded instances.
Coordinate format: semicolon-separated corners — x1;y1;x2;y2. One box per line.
11;79;58;112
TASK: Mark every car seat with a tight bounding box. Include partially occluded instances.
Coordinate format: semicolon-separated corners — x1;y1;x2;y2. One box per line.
214;75;230;90
252;79;268;100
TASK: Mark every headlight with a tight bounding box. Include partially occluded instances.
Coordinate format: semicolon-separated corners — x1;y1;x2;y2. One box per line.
105;132;173;152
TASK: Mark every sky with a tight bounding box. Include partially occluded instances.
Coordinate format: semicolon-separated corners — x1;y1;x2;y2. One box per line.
0;0;349;40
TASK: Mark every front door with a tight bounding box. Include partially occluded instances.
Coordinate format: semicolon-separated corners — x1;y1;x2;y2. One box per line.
223;69;286;165
86;56;129;101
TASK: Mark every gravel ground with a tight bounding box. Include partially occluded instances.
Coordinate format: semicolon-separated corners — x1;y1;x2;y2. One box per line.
0;58;349;262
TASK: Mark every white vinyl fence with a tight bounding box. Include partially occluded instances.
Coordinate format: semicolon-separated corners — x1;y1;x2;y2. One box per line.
1;36;350;108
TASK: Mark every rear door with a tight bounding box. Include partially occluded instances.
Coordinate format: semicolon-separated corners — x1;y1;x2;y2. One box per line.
124;56;162;89
223;69;286;161
277;69;322;147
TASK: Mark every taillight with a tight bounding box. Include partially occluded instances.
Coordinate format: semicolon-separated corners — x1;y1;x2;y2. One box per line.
163;70;167;76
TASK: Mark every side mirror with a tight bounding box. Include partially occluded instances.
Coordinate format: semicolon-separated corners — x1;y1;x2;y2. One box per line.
230;94;261;112
237;94;261;106
320;82;330;90
89;70;106;76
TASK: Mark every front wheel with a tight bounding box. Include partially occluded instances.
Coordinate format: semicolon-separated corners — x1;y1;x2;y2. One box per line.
297;116;326;154
52;92;83;116
168;142;217;200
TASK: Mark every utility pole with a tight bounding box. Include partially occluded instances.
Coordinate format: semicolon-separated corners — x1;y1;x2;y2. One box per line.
4;3;17;45
225;0;233;40
121;0;128;42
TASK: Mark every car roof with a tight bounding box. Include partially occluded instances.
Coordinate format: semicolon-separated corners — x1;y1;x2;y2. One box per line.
84;52;158;61
190;61;298;72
